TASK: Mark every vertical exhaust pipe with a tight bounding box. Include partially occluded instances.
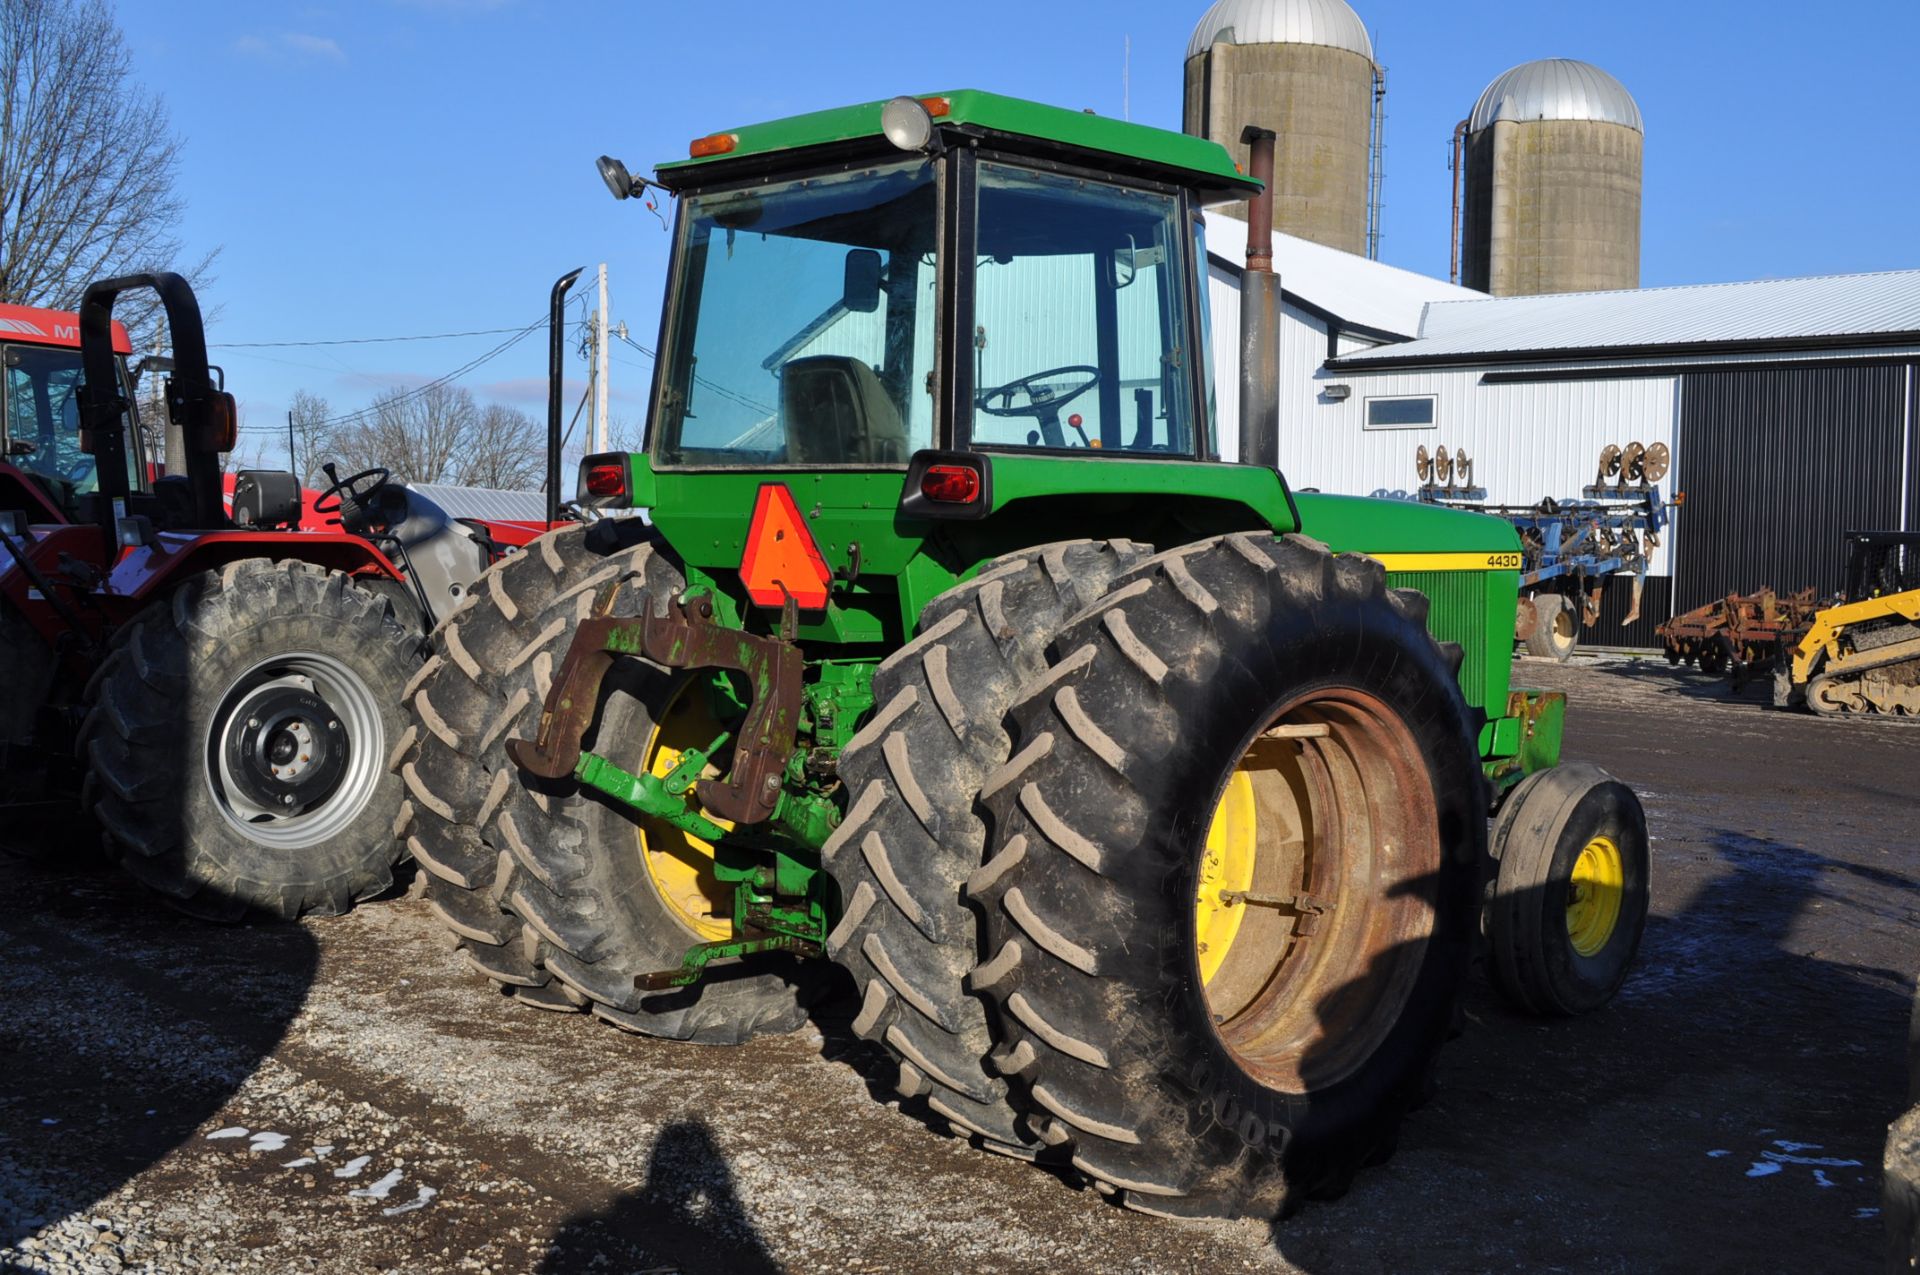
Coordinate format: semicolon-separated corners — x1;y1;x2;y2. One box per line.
546;266;584;526
1238;125;1280;471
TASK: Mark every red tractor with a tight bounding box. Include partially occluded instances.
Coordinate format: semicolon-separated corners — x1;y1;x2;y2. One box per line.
0;273;545;917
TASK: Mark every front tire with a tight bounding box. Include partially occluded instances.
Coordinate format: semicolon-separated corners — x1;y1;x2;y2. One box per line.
82;559;417;918
1487;763;1650;1016
968;533;1486;1218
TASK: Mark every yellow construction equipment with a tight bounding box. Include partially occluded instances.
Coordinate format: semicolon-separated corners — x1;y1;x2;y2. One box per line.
1775;531;1920;716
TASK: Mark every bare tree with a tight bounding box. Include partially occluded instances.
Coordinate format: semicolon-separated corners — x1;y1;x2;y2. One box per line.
458;402;543;490
0;0;213;351
328;383;543;489
287;389;334;487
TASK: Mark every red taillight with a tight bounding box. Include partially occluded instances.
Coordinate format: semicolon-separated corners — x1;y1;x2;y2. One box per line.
689;131;738;158
585;463;626;499
920;464;980;504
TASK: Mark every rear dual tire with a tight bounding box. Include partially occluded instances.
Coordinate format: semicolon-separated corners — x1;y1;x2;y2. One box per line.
398;523;813;1042
965;533;1486;1218
819;538;1150;1151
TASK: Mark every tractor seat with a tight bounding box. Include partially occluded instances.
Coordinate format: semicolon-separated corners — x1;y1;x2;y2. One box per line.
780;355;907;465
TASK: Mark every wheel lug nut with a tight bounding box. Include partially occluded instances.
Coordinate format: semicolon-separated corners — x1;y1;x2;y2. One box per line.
247;717;260;729
328;720;340;731
282;794;296;807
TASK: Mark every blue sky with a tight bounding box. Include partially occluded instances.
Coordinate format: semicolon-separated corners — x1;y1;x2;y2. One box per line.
116;1;1920;460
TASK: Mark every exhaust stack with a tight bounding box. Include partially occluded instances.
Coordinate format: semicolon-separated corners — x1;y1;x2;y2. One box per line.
1238;125;1281;472
546;267;584;525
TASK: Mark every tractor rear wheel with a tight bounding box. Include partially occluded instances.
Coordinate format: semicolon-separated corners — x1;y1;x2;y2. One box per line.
821;538;1150;1152
82;559;417;918
397;522;812;1042
1525;592;1578;661
967;533;1485;1218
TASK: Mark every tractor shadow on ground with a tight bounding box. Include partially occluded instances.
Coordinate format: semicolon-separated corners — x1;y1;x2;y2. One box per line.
1264;830;1916;1273
532;1119;779;1275
0;854;318;1253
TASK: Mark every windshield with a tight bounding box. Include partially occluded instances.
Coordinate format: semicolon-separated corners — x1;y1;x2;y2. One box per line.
969;162;1197;456
655;158;939;468
2;344;141;505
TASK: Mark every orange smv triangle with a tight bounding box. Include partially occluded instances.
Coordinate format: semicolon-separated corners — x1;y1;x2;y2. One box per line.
740;482;832;610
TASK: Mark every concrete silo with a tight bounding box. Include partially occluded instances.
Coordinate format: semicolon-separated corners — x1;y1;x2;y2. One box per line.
1458;58;1644;296
1183;0;1381;254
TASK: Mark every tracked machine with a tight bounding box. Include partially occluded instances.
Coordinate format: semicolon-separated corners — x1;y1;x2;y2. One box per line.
1774;531;1920;717
400;93;1650;1218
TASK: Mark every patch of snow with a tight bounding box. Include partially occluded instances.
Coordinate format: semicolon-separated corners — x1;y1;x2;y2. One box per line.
1706;1149;1731;1158
205;1127;250;1140
282;1158;317;1169
350;1168;405;1200
333;1155;372;1179
248;1132;289;1153
382;1185;438;1217
1745;1162;1782;1178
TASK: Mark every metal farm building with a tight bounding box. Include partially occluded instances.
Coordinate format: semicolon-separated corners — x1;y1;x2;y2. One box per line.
1208;228;1920;647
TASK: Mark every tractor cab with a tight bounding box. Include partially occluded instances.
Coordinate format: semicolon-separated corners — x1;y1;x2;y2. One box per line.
642;93;1248;473
0;305;144;523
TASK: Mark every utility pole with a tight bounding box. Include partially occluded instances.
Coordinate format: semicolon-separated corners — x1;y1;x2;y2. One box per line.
287;410;297;477
593;262;610;453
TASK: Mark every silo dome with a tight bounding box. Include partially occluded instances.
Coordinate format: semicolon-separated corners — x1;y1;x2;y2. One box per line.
1458;57;1644;297
1185;0;1373;62
1469;59;1643;133
1181;0;1380;253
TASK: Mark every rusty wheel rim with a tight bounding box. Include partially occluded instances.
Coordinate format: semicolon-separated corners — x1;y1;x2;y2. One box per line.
1194;688;1443;1092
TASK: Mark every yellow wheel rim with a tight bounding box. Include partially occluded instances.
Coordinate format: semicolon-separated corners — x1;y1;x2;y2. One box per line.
1565;835;1625;957
1195;768;1258;986
638;679;735;942
1189;693;1444;1092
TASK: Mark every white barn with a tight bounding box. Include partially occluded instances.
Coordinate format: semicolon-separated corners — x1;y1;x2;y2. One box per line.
1207;221;1920;646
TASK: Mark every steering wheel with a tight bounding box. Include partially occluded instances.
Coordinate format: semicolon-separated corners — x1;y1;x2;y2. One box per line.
975;365;1100;448
314;464;391;529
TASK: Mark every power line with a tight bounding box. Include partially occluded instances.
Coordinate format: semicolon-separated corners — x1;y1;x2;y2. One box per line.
320;316;546;429
210;324;536;349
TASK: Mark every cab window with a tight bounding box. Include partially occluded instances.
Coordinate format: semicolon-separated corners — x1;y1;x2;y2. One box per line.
969;163;1196;456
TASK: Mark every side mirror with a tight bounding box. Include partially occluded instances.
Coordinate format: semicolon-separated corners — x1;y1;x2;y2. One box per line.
843;248;883;314
1111;236;1138;289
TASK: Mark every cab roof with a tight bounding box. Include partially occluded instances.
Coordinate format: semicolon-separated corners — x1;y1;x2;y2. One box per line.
0;303;132;355
655;89;1263;205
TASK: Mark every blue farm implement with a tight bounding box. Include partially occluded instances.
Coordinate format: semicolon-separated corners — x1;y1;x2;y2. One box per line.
1412;441;1673;660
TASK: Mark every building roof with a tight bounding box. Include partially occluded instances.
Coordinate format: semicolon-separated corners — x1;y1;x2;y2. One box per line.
1331;269;1920;368
1185;0;1374;61
409;482;550;525
1469;59;1643;134
1205;215;1482;340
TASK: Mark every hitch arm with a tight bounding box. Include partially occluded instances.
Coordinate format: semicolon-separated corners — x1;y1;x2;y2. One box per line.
505;590;804;826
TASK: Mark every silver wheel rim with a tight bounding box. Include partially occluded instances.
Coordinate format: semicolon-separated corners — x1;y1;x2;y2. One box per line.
204;650;385;849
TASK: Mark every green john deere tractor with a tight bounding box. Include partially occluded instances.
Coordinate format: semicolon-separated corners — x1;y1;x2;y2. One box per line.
396;91;1649;1218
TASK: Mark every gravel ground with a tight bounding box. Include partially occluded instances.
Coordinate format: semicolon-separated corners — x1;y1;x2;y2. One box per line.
1;654;1915;1273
